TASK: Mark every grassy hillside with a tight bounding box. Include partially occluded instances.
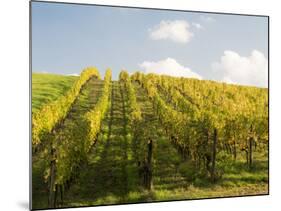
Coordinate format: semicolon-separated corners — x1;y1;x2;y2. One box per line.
32;73;78;112
32;71;268;210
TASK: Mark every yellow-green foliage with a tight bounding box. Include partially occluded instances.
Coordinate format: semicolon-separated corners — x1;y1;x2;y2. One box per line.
119;70;142;123
46;69;111;186
84;69;112;152
131;72;268;163
32;67;100;148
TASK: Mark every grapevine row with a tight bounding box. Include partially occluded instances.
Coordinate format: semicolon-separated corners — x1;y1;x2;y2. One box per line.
131;72;268;180
46;69;111;207
119;71;142;124
158;75;268;161
32;67;101;149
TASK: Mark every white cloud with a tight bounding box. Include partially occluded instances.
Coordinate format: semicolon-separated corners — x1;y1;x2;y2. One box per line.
192;22;203;29
211;50;268;87
149;20;193;43
67;73;80;76
139;58;202;79
200;15;215;22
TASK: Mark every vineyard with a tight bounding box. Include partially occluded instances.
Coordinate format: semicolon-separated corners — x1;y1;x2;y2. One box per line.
32;67;268;209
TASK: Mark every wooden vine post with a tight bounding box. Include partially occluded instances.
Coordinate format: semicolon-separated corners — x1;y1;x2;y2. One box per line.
48;147;56;208
211;128;218;183
249;124;254;169
146;138;153;190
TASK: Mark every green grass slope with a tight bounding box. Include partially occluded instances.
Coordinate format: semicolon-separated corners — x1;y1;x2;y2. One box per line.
32;73;78;112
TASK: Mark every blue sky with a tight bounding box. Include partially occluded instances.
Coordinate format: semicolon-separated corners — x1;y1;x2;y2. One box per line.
32;1;268;87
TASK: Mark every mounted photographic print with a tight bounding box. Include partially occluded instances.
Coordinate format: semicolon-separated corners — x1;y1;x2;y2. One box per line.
30;0;269;210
